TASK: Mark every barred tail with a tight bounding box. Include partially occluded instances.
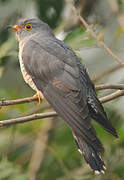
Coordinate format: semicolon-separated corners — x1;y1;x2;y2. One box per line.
73;133;106;174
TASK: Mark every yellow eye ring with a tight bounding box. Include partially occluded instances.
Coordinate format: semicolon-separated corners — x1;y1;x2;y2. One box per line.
25;24;32;31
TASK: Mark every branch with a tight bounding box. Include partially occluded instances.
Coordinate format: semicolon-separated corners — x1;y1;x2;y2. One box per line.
0;89;124;127
0;84;124;108
0;111;57;127
95;84;124;90
65;0;124;66
0;96;38;107
99;90;124;103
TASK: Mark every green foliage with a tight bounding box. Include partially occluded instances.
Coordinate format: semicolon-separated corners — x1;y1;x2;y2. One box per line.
0;38;16;61
37;0;64;28
64;27;97;50
0;159;29;180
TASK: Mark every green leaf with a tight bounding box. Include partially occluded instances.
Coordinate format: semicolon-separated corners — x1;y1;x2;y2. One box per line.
64;27;97;50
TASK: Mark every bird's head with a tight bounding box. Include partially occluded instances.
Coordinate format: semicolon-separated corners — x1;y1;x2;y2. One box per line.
8;18;53;41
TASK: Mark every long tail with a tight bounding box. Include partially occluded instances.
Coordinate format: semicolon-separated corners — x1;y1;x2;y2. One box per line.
73;132;106;174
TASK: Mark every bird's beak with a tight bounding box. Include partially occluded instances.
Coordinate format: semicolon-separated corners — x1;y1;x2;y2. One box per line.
7;25;21;31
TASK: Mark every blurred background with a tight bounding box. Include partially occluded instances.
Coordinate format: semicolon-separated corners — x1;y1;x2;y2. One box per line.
0;0;124;179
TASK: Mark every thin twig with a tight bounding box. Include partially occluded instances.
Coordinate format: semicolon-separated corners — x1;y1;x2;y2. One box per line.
65;0;124;66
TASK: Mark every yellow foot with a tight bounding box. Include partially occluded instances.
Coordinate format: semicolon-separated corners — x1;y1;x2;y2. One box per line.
33;91;43;104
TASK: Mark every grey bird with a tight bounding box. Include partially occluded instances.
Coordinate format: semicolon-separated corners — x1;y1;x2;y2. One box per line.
9;18;118;174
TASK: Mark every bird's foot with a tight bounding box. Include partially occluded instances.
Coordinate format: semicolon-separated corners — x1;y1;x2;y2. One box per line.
33;91;43;104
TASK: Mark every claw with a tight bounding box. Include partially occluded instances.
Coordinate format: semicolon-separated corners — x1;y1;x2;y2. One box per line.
33;91;43;104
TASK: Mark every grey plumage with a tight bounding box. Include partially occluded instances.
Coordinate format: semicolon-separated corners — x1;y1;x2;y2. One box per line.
10;18;118;174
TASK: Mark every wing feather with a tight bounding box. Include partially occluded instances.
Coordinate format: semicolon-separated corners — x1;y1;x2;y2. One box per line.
42;82;104;152
21;38;117;154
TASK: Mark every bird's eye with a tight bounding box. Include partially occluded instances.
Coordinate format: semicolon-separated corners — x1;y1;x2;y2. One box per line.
25;24;32;31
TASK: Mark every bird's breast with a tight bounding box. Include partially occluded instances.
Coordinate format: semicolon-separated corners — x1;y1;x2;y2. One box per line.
18;42;38;92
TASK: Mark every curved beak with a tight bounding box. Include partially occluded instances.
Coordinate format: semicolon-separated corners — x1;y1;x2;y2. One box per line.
7;25;21;30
